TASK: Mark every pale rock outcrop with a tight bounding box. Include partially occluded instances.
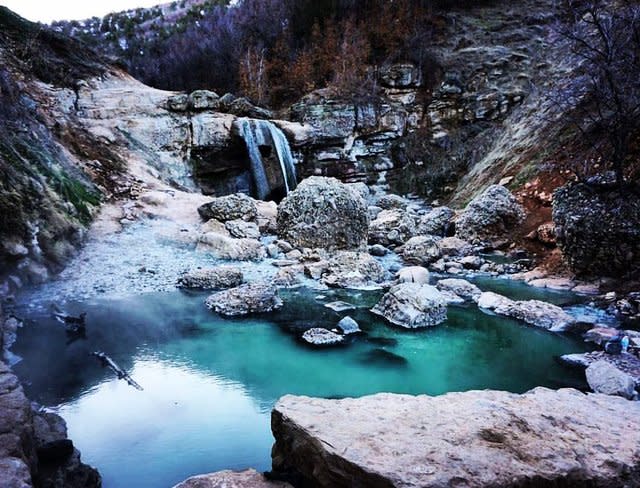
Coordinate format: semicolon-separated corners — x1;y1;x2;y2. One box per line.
456;185;525;243
436;278;482;302
277;177;369;250
560;351;640;389
177;266;243;290
205;283;283;316
302;328;345;346
586;360;637;400
478;291;575;331
173;469;291;488
371;283;447;328
396;266;429;284
198;193;258;223
321;252;386;289
271;388;640;488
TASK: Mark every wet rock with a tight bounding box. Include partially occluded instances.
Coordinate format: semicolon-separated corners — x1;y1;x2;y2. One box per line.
436;278;482;302
302;328;345;346
368;244;388;257
371;283;447;328
225;220;261;239
277;177;369;251
400;235;442;266
178;266;243;290
396;266;429;284
336;316;361;335
456;185;525;243
478;291;575;331
415;206;455;237
205;283;283;316
173;469;291;488
321;252;385;289
271;388;640;488
198;194;258;223
586;360;637;400
197;233;265;261
368;209;417;247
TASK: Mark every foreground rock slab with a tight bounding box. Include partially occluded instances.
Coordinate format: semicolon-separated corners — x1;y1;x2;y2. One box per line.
272;388;640;488
173;469;291;488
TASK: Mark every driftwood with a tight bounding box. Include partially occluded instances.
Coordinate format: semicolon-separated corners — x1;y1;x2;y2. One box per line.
51;304;86;333
90;351;143;391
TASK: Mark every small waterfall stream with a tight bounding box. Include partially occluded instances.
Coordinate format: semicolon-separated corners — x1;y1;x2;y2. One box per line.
237;118;297;200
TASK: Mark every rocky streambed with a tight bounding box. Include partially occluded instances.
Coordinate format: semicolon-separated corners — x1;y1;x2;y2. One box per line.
5;177;640;488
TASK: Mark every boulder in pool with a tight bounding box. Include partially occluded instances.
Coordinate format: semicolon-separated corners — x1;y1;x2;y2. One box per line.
178;266;243;290
302;328;345;346
321;252;385;289
205;283;283;316
396;266;429;284
478;291;576;332
371;283;447;328
277;177;369;250
436;278;481;302
337;316;361;335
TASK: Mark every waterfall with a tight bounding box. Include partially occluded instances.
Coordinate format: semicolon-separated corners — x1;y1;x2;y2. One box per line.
237;118;297;200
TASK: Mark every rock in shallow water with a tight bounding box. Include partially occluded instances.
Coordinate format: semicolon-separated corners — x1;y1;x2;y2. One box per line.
336;316;361;335
371;283;447;328
271;388;640;488
302;328;345;346
205;283;282;316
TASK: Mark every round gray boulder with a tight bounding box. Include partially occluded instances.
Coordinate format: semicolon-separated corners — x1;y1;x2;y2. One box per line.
371;283;447;328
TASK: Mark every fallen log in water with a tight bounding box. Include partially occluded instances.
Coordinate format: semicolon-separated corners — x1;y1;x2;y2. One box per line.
90;351;143;391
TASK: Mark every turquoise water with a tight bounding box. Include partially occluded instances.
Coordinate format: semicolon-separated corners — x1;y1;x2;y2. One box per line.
13;286;591;488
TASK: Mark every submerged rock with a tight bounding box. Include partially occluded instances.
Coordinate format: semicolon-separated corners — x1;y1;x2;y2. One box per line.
173;469;291;488
478;291;575;331
271;388;640;488
205;283;283;316
324;301;356;312
586;360;637;400
371;283;447;328
456;185;525;243
178;266;243;290
336;316;361;335
198;194;258;223
277;177;369;250
302;328;345;346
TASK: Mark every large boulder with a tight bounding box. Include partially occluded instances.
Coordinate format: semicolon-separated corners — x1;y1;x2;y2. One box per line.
456;185;525;243
415;206;455;237
198;194;258;223
205;283;283;316
173;469;291;488
553;182;640;277
177;266;243;290
586;360;637;400
400;235;442;266
436;278;482;302
271;388;640;488
371;283;447;328
277;177;369;250
478;291;575;331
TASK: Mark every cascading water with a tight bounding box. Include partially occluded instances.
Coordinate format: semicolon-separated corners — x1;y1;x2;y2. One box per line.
237;118;297;200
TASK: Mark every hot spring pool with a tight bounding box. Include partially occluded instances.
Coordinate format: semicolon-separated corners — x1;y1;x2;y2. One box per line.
12;285;592;488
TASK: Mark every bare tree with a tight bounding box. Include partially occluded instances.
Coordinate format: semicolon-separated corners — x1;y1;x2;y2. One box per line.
560;0;640;187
